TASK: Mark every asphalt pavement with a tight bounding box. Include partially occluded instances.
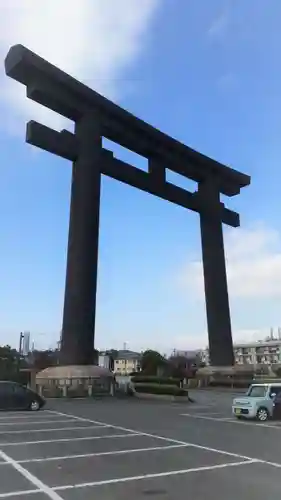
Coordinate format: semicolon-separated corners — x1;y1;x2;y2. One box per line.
0;390;280;499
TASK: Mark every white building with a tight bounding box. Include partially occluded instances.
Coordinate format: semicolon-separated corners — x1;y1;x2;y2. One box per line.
202;339;281;366
98;353;111;370
234;340;281;365
22;332;30;356
113;350;141;375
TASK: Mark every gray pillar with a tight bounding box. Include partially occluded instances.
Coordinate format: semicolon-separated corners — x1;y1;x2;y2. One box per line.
199;181;234;366
60;114;101;365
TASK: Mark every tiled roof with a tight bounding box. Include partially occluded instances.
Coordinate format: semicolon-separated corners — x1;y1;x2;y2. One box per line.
116;350;141;360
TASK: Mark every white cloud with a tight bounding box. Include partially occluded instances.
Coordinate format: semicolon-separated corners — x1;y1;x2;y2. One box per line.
232;328;275;345
181;225;281;299
0;0;158;131
208;8;230;39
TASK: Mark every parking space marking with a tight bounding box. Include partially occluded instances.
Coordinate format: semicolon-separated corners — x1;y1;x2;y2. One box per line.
0;419;76;427
18;443;190;464
185;405;215;410
0;410;55;417
0;488;40;498
0;449;63;500
0;415;43;421
0;424;107;435
41;411;60;414
195;412;230;417
53;459;257;491
0;460;259;498
190;415;236;422
0;432;141;447
0;412;67;421
51;409;281;469
181;413;281;429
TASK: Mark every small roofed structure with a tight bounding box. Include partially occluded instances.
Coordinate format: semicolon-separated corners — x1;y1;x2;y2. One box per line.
36;365;115;398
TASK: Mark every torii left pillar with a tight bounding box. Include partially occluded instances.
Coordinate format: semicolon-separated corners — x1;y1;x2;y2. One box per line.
60;114;101;365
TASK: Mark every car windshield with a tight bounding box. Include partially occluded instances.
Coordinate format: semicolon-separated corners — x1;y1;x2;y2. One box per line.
247;385;268;398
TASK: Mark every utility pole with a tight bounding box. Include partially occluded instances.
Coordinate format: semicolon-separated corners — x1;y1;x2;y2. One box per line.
18;332;24;356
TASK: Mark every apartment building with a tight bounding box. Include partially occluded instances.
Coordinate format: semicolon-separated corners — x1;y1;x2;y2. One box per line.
234;340;281;365
113;350;141;375
202;340;281;366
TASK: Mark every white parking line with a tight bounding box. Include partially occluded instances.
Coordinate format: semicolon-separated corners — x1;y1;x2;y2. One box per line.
18;443;190;464
0;449;63;500
0;424;106;435
0;418;76;426
195;412;230;417
0;488;41;498
0;412;66;421
0;432;141;447
181;413;281;429
53;459;258;491
0;460;259;498
186;405;215;410
51;409;281;469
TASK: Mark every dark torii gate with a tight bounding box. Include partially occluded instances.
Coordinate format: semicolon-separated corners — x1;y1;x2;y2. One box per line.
4;45;251;368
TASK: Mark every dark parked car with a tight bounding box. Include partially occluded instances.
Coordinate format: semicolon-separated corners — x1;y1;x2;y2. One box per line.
0;381;45;411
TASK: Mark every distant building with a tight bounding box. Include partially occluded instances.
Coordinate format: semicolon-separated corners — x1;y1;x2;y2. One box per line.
22;332;30;356
171;349;207;366
234;340;281;365
98;352;111;370
202;339;281;366
171;349;201;359
113;350;141;375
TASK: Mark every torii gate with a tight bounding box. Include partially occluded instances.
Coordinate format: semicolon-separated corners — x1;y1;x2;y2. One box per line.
4;45;251;368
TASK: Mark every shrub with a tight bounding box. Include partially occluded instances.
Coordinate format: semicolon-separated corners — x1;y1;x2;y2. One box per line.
209;378;252;388
274;367;281;378
131;375;181;386
134;383;188;396
252;378;281;384
67;387;88;398
42;387;63;398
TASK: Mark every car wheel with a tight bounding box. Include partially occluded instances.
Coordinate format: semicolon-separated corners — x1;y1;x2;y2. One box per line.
256;407;269;422
29;400;40;411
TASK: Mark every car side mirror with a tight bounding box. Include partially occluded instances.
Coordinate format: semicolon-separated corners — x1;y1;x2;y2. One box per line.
270;393;276;399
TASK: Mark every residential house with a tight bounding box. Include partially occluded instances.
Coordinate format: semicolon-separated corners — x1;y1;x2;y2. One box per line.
113;350;141;375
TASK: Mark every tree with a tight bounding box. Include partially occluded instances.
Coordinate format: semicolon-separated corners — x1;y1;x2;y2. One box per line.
0;345;20;364
0;345;27;382
167;354;199;379
140;350;167;376
28;349;58;370
272;365;281;378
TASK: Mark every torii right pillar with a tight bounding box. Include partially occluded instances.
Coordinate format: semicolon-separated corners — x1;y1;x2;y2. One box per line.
199;180;234;367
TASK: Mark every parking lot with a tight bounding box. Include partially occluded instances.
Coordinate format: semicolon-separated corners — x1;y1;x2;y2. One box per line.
0;391;281;499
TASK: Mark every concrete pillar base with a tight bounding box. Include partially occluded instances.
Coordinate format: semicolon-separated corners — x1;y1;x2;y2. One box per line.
197;365;254;376
196;365;255;388
35;365;114;398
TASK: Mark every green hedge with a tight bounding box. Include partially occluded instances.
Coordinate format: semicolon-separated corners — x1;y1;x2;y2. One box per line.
209;379;252;388
67;387;89;398
253;378;281;383
134;383;188;396
41;387;63;398
131;376;181;386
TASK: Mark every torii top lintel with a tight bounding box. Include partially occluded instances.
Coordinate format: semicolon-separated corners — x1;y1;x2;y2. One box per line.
5;44;250;199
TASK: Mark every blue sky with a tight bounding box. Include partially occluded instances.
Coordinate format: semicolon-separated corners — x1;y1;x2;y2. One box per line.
1;0;281;353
